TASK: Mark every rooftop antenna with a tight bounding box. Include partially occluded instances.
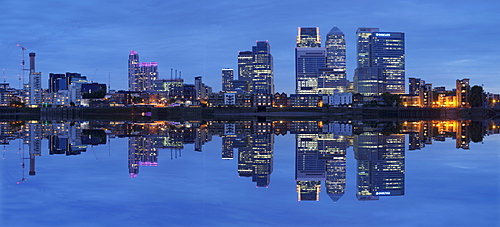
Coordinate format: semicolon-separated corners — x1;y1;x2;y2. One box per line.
170;68;173;80
175;70;177;79
2;69;5;83
179;71;181;79
108;72;111;91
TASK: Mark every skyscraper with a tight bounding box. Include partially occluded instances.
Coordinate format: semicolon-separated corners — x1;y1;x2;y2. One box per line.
354;28;405;95
319;25;348;94
295;27;324;94
296;48;326;94
128;50;158;92
251;41;274;94
237;51;253;87
297;27;321;48
27;52;42;106
295;26;348;94
325;26;346;71
356;27;379;68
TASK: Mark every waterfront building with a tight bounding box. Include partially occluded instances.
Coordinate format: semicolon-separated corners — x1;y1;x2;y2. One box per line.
325;26;346;71
49;72;88;93
252;41;274;94
153;78;184;99
322;92;353;107
237;51;253;87
194;76;212;100
289;94;322;107
222;68;234;92
0;83;19;106
27;53;42;107
295;26;348;94
237;42;274;95
456;78;470;108
354;28;405;95
295;47;326;94
128;50;158;92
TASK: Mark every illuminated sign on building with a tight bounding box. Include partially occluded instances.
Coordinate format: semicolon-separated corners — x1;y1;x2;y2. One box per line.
375;191;391;195
375;33;391;37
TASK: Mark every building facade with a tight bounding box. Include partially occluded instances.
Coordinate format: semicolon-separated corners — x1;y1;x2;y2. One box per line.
128;50;158;92
354;28;405;95
251;41;274;94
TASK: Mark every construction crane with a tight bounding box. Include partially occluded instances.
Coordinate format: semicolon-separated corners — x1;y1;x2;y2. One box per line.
16;44;28;87
91;67;99;83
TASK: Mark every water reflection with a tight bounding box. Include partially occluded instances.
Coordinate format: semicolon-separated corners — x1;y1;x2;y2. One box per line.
1;119;498;202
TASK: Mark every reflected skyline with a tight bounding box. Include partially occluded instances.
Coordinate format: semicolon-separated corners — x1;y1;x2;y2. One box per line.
1;119;498;202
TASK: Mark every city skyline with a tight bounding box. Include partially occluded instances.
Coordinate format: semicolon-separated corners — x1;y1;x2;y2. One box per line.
1;1;499;94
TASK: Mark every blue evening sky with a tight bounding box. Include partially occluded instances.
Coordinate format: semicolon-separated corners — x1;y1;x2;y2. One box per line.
1;0;499;94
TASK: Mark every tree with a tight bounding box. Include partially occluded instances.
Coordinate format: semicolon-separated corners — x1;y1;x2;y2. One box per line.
82;89;106;99
132;96;144;103
469;85;484;107
9;100;25;107
381;92;402;107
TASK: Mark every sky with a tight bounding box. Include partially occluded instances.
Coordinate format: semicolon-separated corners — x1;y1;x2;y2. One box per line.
1;0;499;94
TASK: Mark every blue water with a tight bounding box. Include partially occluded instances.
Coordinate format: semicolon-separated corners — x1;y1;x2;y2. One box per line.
1;121;499;226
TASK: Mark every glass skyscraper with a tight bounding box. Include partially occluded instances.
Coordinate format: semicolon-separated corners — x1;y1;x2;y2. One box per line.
325;26;346;71
295;26;348;94
237;51;253;88
296;47;326;94
251;41;274;94
354;28;405;95
320;26;348;94
297;27;321;48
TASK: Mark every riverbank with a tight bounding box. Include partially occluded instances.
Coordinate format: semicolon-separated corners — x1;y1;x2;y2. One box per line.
0;106;498;121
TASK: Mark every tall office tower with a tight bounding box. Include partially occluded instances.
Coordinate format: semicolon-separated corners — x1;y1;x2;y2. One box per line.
354;132;405;201
356;27;379;68
371;31;405;94
295;27;323;94
325;26;346;70
128;50;158;92
238;51;253;87
296;27;321;48
252;41;274;94
318;26;348;94
354;28;405;95
295;48;326;94
222;68;234;92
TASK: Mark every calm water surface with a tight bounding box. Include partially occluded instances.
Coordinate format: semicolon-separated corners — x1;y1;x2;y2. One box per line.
1;120;499;226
